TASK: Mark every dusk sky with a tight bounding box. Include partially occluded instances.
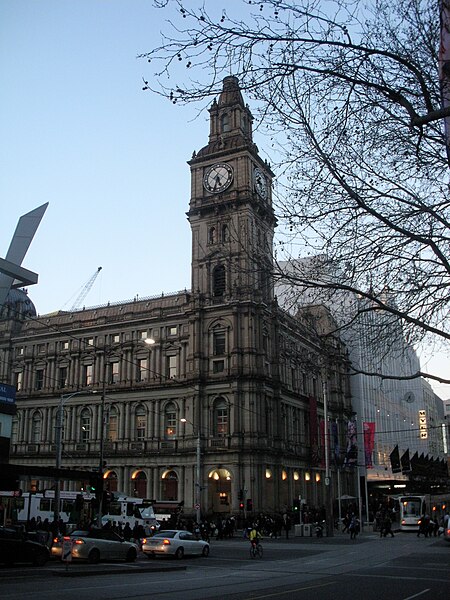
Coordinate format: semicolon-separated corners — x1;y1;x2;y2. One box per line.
1;1;448;398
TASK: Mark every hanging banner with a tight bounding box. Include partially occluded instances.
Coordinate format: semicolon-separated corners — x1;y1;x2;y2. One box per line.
309;396;319;466
344;419;358;468
363;422;375;469
390;445;402;473
331;421;340;466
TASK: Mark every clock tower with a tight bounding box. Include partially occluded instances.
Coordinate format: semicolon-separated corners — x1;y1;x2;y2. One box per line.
187;76;276;303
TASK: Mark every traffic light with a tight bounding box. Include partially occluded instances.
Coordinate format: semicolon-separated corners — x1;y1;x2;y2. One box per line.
293;498;300;512
239;502;244;511
246;498;253;511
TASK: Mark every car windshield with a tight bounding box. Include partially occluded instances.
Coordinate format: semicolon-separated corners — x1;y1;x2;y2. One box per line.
153;531;177;538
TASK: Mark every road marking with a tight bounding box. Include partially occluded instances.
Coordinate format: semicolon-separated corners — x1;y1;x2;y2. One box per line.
402;590;431;600
242;581;337;599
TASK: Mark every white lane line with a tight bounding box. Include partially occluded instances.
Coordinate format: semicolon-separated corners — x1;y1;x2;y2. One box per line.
402;590;431;600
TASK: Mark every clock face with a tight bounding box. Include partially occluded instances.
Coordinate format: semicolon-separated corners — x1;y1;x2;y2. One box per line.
404;392;415;404
254;167;268;199
203;163;233;194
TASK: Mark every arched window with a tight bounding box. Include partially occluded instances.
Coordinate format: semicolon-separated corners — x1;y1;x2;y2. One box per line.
213;265;226;297
135;405;146;441
164;402;177;438
80;408;91;442
214;397;228;437
31;412;41;443
108;406;118;442
161;470;178;501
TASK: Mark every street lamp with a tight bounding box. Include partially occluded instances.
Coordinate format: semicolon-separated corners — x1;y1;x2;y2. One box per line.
180;417;201;524
54;390;94;523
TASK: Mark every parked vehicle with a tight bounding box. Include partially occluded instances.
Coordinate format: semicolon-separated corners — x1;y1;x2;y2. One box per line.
141;530;209;559
444;521;450;543
51;528;138;563
0;526;50;567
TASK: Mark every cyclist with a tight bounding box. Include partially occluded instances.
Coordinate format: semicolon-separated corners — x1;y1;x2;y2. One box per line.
249;524;262;555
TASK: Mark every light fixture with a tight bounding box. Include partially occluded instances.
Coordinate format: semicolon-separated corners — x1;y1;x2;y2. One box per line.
265;469;272;479
315;473;321;482
293;471;299;481
144;337;155;345
305;472;311;481
282;470;287;481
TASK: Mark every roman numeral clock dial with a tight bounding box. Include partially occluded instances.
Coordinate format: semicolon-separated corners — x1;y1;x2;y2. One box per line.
203;163;233;194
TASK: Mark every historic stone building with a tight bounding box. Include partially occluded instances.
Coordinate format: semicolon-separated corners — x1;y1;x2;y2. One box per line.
0;77;353;518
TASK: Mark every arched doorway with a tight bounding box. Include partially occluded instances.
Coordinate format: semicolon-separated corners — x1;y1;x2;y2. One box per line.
208;468;232;513
131;470;147;498
161;470;178;501
103;470;118;493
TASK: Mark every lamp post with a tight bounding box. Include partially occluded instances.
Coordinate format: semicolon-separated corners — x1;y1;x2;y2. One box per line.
180;418;201;524
54;390;93;523
322;379;334;538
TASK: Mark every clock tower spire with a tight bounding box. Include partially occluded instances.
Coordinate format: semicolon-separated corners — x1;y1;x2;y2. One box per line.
187;76;276;304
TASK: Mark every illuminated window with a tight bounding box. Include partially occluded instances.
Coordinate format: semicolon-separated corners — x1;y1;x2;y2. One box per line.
305;472;311;481
165;403;177;438
14;371;23;392
282;470;288;481
293;471;300;481
265;469;272;479
80;408;91;442
214;397;228;437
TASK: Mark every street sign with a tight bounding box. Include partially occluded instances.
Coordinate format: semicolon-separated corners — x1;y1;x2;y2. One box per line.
325;477;330;486
194;503;200;510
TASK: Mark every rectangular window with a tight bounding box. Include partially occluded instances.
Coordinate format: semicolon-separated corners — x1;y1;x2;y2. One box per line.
213;360;224;373
61;341;69;351
109;362;119;384
167;326;177;336
81;416;90;442
15;371;23;392
216;408;228;436
58;367;68;389
108;414;118;442
137;358;148;382
136;415;146;441
112;334;120;344
85;338;94;348
35;369;44;390
213;331;226;355
17;346;24;356
166;411;177;437
83;364;94;386
139;331;148;340
37;344;45;354
166;355;177;379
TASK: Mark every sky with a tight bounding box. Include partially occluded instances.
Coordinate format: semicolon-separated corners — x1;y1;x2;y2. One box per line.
1;0;448;399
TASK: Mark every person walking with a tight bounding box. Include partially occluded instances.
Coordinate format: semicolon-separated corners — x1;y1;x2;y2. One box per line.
382;513;394;538
349;514;360;540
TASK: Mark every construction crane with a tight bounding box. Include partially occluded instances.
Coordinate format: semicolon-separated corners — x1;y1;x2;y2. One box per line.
70;266;102;311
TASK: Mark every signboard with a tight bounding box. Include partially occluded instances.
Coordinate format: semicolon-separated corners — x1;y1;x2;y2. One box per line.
418;410;428;440
0;383;16;405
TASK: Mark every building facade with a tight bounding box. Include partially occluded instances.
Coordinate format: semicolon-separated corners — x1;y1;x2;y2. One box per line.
0;77;353;518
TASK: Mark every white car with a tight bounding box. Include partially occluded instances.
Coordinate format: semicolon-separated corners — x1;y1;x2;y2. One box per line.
51;529;139;563
142;530;209;559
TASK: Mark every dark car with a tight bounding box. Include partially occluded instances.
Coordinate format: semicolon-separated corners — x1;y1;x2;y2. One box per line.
0;526;50;566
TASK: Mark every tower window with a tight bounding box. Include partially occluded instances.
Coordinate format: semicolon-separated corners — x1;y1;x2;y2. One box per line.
221;113;231;132
213;265;226;297
209;227;216;244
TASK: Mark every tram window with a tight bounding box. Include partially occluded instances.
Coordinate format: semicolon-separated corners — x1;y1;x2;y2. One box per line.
39;499;52;512
108;501;121;516
61;500;75;514
126;502;135;517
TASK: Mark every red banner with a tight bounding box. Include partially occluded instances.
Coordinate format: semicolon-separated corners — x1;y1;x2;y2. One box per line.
363;422;376;469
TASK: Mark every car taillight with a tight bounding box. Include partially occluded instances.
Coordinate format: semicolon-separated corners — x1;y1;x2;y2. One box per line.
73;539;84;545
401;520;405;525
142;538;148;544
162;539;171;545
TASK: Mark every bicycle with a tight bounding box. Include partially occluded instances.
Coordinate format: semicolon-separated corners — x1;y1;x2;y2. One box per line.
249;540;263;559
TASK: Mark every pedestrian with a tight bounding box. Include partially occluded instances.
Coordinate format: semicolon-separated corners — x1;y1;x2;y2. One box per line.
382;513;394;538
349;514;360;540
283;512;292;540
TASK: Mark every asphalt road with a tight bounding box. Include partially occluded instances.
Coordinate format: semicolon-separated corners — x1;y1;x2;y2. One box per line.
1;531;449;600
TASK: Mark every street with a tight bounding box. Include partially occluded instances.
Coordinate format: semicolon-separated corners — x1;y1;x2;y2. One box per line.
1;531;449;600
